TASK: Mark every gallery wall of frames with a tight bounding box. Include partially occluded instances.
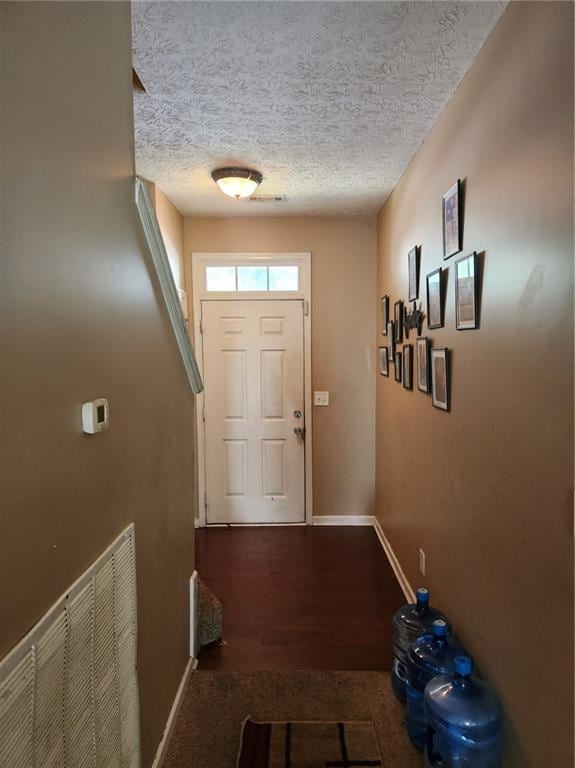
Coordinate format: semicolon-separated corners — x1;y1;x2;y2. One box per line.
378;178;480;412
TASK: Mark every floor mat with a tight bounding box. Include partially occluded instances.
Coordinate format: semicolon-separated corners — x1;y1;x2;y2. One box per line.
237;718;383;768
162;671;419;768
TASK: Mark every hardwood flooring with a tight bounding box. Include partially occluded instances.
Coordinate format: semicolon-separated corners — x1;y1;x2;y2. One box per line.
196;526;405;671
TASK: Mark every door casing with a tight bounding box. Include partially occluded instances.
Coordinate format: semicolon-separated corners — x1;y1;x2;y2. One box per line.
191;252;312;527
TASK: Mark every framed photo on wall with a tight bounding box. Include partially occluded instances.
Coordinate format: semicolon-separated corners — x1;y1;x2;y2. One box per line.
408;246;421;301
394;300;404;343
380;295;389;335
431;347;449;411
378;346;389;377
455;252;479;330
416;337;430;393
387;322;395;362
403;344;413;390
394;351;402;382
426;267;444;330
443;180;462;260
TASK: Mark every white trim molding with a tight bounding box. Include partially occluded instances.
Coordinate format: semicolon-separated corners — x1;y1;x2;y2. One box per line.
191;251;313;528
312;515;375;526
189;570;198;659
372;517;416;603
311;515;415;603
150;657;196;768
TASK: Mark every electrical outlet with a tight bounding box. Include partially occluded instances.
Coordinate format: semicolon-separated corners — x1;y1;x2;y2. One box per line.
419;548;426;576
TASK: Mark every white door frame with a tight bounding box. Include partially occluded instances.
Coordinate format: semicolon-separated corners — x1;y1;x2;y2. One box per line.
191;252;312;527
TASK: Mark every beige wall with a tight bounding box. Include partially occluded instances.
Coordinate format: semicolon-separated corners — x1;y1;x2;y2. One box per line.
375;3;573;766
154;186;185;291
1;4;196;767
185;216;377;518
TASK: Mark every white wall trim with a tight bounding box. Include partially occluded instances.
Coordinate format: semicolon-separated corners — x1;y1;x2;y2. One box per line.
312;515;375;526
191;251;313;528
189;570;198;659
150;656;197;768
310;515;415;603
372;517;416;603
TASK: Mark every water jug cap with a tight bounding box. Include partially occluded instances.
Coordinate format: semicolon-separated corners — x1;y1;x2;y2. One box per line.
454;656;473;677
416;588;429;604
432;619;448;637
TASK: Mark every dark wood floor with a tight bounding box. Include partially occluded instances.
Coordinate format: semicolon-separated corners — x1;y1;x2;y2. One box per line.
196;526;405;671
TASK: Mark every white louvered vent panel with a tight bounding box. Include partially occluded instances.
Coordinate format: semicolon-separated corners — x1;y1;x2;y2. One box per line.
66;582;95;768
0;524;140;768
0;650;34;768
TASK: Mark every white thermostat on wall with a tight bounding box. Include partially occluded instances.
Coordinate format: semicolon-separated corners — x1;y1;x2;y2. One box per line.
82;398;110;434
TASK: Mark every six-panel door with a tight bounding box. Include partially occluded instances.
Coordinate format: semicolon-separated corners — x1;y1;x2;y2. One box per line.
202;300;305;524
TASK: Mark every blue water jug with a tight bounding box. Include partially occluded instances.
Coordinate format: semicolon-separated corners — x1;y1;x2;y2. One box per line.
392;588;446;702
424;656;502;768
405;619;465;750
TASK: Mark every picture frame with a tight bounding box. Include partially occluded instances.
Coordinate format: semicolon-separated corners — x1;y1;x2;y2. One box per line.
426;267;445;330
394;351;402;383
402;344;413;390
455;252;479;330
408;246;421;301
416;337;430;393
431;347;449;411
380;295;389;335
442;180;462;260
378;346;389;377
394;300;403;343
387;322;395;362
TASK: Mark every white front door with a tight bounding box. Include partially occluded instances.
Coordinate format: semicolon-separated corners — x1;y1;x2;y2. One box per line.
202;299;306;524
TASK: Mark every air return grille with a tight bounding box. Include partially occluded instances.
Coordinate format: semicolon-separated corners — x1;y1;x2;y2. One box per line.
0;525;140;768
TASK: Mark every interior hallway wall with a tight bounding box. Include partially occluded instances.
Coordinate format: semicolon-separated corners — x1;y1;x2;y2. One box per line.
1;4;196;766
185;216;377;519
375;3;573;766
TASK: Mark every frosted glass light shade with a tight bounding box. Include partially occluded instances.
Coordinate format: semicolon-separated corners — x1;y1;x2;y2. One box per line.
211;168;263;199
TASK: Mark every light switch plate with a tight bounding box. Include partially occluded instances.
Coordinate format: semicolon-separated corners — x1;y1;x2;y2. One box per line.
314;391;330;406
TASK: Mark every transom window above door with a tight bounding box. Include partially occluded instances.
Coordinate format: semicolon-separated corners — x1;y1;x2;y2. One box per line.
205;264;299;293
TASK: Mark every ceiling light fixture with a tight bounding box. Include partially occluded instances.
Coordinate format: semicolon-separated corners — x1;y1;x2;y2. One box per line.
211;167;263;199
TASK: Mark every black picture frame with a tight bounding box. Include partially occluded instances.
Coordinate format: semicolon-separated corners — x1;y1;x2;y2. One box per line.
431;347;449;411
387;322;395;362
394;351;402;382
443;180;462;260
408;246;421;301
455;252;479;330
381;295;389;335
403;344;413;390
416;337;430;393
426;267;445;330
378;346;389;377
394;300;403;343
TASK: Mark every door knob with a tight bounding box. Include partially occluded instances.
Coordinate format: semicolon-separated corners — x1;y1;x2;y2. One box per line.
294;426;305;437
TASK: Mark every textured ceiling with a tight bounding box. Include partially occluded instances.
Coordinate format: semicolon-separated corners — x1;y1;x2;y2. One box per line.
132;1;506;217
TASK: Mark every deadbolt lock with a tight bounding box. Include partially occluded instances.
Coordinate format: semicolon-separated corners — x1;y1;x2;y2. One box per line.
293;410;303;418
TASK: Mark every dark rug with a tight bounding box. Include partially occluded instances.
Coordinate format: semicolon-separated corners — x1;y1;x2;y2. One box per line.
237;718;383;768
162;671;419;768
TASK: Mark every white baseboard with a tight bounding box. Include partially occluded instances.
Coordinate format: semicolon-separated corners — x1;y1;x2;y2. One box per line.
372;517;416;603
151;655;197;768
189;570;198;659
312;515;375;526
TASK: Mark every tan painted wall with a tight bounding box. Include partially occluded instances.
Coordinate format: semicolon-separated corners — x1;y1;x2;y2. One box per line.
184;216;377;518
154;186;185;291
375;3;573;766
1;4;196;766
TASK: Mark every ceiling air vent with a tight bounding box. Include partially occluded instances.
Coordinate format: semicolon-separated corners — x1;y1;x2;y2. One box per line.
248;194;286;203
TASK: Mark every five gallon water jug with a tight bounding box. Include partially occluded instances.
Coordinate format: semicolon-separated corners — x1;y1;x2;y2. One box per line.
392;588;446;702
424;656;502;768
405;619;465;750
